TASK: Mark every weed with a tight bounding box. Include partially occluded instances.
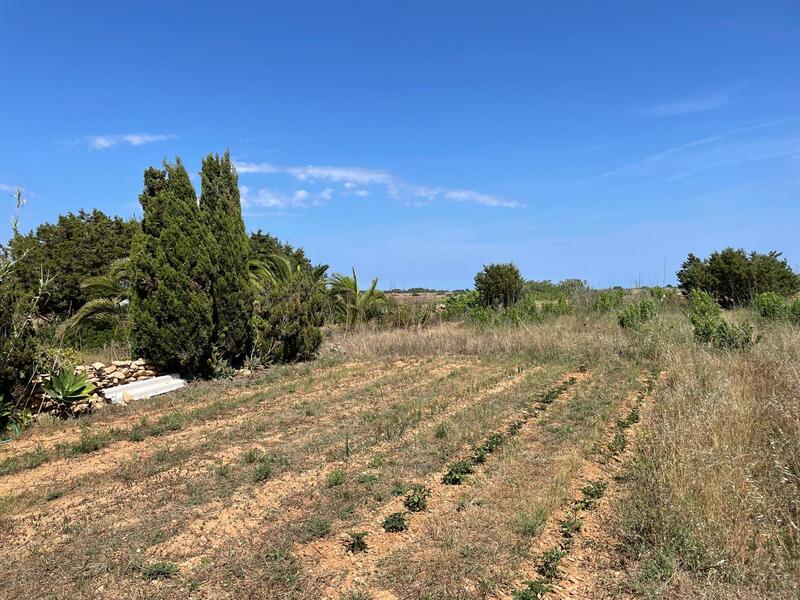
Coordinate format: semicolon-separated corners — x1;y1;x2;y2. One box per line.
142;561;179;580
356;472;378;484
45;490;63;502
442;459;474;485
382;511;408;533
514;506;547;537
403;484;432;512
299;516;331;541
391;481;407;496
253;454;289;483
345;531;369;553
68;432;109;455
242;449;261;463
434;422;448;439
326;468;347;488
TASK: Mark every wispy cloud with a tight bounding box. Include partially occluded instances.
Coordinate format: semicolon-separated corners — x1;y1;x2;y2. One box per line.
80;133;176;150
234;161;523;209
639;92;730;117
0;183;17;192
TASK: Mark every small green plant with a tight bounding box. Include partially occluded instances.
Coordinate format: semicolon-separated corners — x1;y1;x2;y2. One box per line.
142;561;179;580
345;531;369;553
608;431;627;455
513;578;553;599
442;459;474;485
753;292;787;320
617;406;640;429
299;516;331;541
560;515;583;538
403;484;432;512
538;546;567;579
252;453;289;483
42;369;96;412
617;299;656;329
789;298;800;324
45;490;63;502
382;511;408;532
326;468;347;488
434;422;448;439
576;480;608;509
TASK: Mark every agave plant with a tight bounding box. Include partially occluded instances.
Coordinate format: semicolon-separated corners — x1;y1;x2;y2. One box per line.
42;369;97;411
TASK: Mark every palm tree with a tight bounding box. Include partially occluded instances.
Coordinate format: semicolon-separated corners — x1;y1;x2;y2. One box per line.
249;254;297;292
60;257;130;336
329;268;383;329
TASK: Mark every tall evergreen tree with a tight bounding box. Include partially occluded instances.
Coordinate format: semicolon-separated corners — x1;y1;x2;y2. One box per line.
129;160;215;373
200;150;253;363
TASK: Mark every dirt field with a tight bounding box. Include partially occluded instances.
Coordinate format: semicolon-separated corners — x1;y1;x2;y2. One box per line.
1;317;796;599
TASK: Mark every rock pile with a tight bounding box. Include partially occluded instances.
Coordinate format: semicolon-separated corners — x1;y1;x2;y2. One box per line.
76;358;160;390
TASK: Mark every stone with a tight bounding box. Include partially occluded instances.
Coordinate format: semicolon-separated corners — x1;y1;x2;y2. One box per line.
133;358;146;366
104;365;117;374
112;360;131;367
91;362;105;371
140;370;155;378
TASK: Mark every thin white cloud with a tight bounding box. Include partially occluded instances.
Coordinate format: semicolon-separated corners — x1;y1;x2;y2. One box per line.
84;133;176;150
0;183;16;192
234;161;523;209
640;93;730;117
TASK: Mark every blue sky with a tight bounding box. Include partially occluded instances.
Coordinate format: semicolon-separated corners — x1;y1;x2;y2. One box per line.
2;1;799;289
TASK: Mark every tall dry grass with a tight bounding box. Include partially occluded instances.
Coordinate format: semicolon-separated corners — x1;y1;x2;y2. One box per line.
622;321;800;598
327;315;629;368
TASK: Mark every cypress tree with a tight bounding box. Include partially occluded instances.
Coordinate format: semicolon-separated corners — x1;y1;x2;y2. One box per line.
200;150;253;364
129;159;215;373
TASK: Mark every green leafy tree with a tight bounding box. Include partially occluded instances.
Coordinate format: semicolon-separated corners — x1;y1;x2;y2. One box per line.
677;248;799;308
200;151;253;363
129;160;215;373
474;263;525;308
10;209;139;317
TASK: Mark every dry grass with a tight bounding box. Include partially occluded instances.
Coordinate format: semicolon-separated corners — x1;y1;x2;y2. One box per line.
619;321;800;598
0;312;797;599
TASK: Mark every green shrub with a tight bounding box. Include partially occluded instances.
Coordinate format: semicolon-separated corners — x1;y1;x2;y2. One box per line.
539;295;574;318
443;290;480;318
474;263;525;308
617;299;656;329
594;289;624;312
790;298;800;324
687;288;721;322
711;319;756;351
753;292;787;321
252;270;325;363
513;578;553;599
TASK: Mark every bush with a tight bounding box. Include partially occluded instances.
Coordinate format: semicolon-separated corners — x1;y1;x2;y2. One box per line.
617;299;656;329
790;298;800;324
443;290;480;318
677;248;799;307
252;271;325;363
753;292;787;321
686;289;755;350
42;369;96;413
594;289;624;312
474;263;525;308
